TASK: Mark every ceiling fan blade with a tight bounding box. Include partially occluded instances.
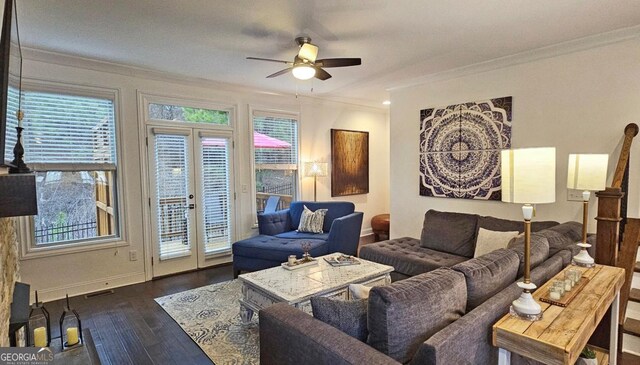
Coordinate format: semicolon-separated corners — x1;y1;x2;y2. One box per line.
316;58;361;68
247;57;291;64
266;68;292;78
314;67;332;80
298;43;318;62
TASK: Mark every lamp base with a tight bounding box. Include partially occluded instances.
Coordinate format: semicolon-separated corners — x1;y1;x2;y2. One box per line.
510;282;542;321
572;243;595;267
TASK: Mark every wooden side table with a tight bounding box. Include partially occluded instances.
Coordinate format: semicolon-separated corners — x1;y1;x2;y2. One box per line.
493;264;624;365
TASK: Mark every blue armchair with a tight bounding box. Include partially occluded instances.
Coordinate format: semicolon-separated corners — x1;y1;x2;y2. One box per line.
232;201;364;278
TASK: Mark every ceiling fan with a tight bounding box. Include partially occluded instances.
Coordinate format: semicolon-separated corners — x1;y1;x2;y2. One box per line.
247;37;361;81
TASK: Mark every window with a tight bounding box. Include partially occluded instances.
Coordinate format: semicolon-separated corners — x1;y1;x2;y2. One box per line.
148;103;229;125
5;88;119;247
252;111;299;213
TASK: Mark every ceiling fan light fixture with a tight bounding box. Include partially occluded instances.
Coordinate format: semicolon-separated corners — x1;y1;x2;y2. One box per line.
292;64;316;80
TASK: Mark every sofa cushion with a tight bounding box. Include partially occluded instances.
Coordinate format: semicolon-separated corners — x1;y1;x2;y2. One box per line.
367;268;466;363
232;235;328;262
507;233;550;277
556;249;574;266
289;201;355;233
473;228;519;258
311;297;368;342
451;248;519;311
529;251;565;287
275;231;330;241
476;216;559;234
420;210;479;258
535;222;582;257
359;237;468;277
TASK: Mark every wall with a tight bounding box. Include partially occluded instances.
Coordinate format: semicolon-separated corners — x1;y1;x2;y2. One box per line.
390;38;640;239
16;51;389;302
299;102;390;235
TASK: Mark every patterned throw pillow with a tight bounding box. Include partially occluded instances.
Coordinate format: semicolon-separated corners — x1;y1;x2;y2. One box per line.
310;296;368;342
297;205;327;233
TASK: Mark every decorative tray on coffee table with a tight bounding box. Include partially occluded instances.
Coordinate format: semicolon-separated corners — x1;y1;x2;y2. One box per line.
281;258;318;271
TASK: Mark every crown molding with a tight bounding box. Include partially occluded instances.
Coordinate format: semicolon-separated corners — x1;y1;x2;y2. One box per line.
20;47;386;112
387;25;640;92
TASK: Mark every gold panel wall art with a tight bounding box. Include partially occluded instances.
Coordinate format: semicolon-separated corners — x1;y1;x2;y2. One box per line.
331;129;369;197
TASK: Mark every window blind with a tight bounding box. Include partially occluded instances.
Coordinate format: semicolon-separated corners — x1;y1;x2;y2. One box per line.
3;86;19;162
154;133;192;260
252;115;298;166
4;89;116;170
200;137;232;254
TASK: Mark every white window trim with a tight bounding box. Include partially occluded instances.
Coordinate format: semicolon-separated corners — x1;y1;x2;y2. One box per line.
248;106;301;226
17;79;127;260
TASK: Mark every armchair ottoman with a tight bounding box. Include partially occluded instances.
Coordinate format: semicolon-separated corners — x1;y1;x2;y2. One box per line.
232;201;364;277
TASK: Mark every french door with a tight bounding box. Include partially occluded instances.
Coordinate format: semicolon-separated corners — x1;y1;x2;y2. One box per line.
147;126;234;277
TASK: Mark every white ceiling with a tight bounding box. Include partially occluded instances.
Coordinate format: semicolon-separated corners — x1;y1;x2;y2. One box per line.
15;0;640;105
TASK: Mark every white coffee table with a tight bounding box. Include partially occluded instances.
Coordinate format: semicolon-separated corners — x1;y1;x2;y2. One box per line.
238;253;394;323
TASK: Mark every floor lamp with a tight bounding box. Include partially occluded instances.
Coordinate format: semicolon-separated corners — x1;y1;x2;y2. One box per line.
502;147;556;321
567;154;608;267
304;162;328;202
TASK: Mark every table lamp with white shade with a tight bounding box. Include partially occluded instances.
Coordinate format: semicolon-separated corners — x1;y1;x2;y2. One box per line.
502;147;556;321
567;153;608;267
304;161;328;202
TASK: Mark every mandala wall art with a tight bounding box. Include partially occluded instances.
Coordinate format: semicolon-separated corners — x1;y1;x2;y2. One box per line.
419;96;512;200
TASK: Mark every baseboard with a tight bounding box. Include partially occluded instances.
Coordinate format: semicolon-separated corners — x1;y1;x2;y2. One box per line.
35;271;146;303
360;228;373;237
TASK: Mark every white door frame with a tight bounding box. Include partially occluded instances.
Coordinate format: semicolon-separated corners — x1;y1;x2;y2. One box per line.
137;91;238;280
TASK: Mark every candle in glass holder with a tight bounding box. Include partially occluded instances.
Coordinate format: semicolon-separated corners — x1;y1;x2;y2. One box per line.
553;280;565;297
564;279;572;292
549;287;561;300
66;327;79;346
287;255;296;265
34;327;47;347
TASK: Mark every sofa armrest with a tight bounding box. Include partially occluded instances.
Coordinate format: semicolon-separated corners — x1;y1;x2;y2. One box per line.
260;303;399;365
327;212;364;256
258;209;291;235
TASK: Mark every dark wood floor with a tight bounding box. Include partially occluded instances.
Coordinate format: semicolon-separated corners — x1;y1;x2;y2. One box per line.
45;264;234;365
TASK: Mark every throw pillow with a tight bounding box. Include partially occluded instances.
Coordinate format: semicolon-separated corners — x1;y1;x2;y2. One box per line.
310;297;368;342
348;283;372;299
473;228;519;258
297;205;327;233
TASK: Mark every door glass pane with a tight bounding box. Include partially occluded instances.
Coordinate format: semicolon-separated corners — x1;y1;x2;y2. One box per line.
201;137;232;254
154;134;191;260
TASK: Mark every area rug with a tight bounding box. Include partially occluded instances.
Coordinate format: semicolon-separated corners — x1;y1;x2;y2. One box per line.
155;280;259;365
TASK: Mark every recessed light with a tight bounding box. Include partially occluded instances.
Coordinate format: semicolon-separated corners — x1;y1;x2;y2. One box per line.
382;100;391;105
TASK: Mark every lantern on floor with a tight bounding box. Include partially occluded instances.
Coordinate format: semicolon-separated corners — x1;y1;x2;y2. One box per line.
59;294;83;350
28;291;51;347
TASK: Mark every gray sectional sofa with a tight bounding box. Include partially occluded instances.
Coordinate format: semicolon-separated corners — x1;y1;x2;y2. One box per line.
360;210;562;281
259;210;590;365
